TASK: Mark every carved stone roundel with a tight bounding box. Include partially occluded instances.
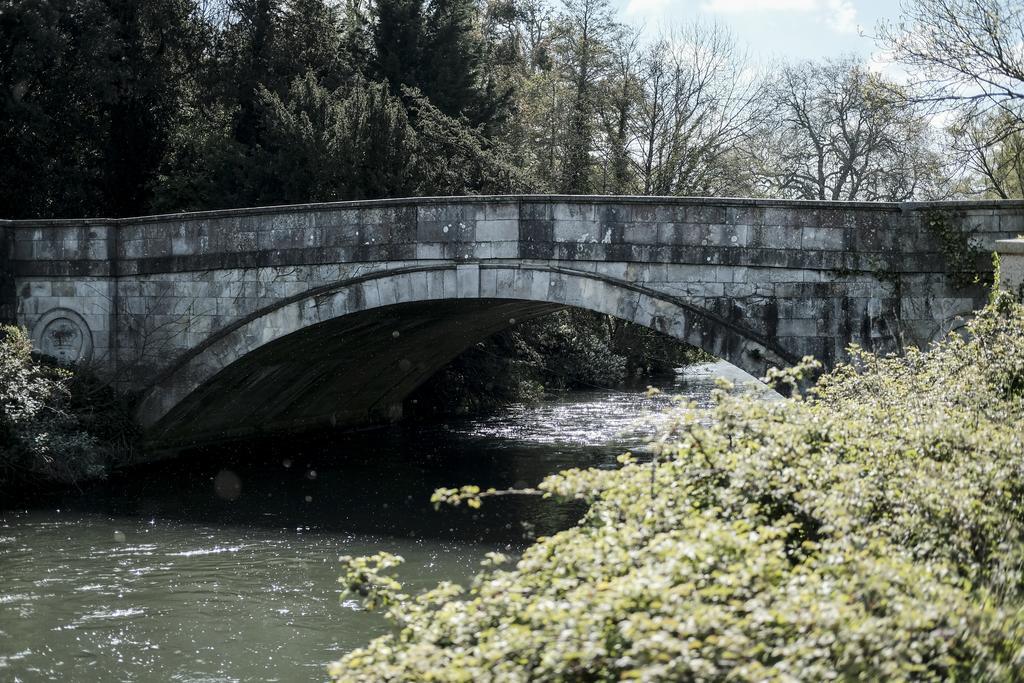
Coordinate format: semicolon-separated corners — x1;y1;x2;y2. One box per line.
34;309;93;365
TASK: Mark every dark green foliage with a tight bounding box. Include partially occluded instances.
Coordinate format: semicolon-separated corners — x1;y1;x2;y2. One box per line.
220;0;282;146
0;0;203;218
553;0;616;194
0;0;103;218
255;73;418;203
372;0;423;93
99;0;203;217
403;87;531;195
1;325;101;486
275;0;354;90
143;0;527;212
148;104;254;212
373;0;507;127
608;316;714;376
419;0;506;127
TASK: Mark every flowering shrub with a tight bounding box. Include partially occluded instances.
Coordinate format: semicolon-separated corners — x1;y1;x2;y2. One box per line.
330;290;1024;681
0;325;104;487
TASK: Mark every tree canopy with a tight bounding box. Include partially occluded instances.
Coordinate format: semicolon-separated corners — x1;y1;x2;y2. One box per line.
8;0;1024;220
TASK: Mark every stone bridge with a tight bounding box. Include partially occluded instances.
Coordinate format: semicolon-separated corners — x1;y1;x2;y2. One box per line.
2;195;1021;451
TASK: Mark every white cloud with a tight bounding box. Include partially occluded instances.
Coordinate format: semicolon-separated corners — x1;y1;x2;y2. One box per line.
700;0;859;35
625;0;672;15
824;0;857;34
701;0;817;11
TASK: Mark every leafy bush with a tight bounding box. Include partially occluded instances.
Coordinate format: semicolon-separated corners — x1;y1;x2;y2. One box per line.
330;289;1024;681
0;325;126;488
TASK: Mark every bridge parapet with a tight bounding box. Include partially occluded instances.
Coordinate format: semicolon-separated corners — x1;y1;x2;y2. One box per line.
9;196;1022;277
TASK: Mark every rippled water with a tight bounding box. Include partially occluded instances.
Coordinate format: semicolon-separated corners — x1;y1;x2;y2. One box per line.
0;362;768;681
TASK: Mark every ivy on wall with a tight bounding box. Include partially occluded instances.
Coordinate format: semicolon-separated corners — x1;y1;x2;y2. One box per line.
923;209;992;289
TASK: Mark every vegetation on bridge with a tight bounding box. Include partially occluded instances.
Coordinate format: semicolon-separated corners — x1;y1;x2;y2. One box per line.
330;287;1024;680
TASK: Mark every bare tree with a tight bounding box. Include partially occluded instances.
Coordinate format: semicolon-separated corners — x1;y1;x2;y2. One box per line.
949;109;1024;197
876;0;1024;118
752;57;945;201
876;0;1024;197
630;22;764;197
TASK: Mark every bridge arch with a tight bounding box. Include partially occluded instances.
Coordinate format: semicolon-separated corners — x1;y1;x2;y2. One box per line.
137;263;796;449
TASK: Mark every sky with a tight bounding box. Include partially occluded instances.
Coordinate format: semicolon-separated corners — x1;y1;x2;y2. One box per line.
615;0;904;63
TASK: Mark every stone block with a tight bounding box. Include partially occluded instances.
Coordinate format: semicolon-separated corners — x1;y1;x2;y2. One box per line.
997;238;1024;301
998;212;1024;234
456;264;480;298
491;268;516;298
415;243;445;260
629;204;658;223
476;219;519;242
361;221;394;244
553;202;597;221
442;269;458;298
171;236;193;256
655;205;688;223
802;226;844;251
686;204;728;224
483;202;519;220
751;225;803;250
479;268;498;298
12;239;33;260
489;242;519;259
73;280;108;299
376;275;399;307
417;204;472;224
816;209;854;229
418;219;475;242
441;242;477;261
33;238;61;259
520;201;552;220
226;232;257;252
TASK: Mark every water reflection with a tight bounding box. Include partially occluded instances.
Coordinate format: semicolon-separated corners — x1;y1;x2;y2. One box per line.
0;361;768;681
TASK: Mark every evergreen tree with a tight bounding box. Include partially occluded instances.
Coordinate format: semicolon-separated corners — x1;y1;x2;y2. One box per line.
372;0;423;92
101;0;204;217
255;73;418;203
403;86;531;195
276;0;354;89
222;0;281;146
0;0;201;218
374;0;508;127
553;0;615;194
0;0;102;218
420;0;484;120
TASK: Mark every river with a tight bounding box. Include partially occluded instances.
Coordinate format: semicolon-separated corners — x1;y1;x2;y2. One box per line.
0;361;767;681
